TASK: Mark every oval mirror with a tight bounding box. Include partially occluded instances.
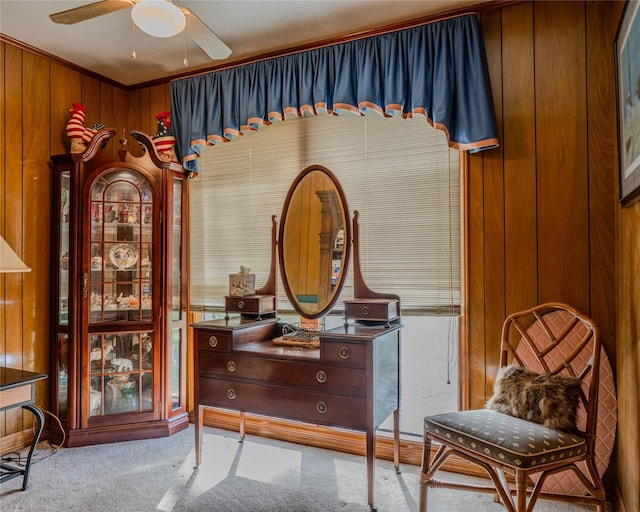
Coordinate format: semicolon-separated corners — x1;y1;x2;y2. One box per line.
279;165;351;319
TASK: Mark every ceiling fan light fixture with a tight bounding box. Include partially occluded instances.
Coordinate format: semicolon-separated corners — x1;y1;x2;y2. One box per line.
131;0;186;38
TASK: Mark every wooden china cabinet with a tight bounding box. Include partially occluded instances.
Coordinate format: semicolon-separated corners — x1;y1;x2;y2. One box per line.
49;129;189;447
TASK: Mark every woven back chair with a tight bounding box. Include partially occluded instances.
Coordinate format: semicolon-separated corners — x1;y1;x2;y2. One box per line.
419;303;607;512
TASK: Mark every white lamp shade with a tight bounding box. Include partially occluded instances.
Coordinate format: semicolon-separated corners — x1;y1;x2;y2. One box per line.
0;235;30;273
131;0;186;38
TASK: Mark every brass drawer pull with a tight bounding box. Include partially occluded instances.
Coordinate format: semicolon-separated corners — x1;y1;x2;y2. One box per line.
227;388;237;400
316;370;327;383
316;401;327;414
237;300;245;309
208;336;218;348
227;360;237;372
361;306;370;316
339;347;350;359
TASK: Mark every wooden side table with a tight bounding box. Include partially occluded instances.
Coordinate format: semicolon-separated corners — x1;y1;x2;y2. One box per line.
0;367;46;490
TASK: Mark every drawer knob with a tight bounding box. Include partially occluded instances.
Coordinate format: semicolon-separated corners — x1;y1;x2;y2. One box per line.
227;388;237;400
316;401;327;414
316;370;327;383
227;360;237;372
237;300;245;309
361;306;370;316
208;336;218;348
339;347;350;359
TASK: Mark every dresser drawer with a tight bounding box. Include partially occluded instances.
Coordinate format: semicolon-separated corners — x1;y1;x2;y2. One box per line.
321;341;366;366
198;377;366;430
198;352;365;395
195;330;231;352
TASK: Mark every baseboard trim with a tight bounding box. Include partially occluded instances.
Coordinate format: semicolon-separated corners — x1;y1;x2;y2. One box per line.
198;408;485;479
0;429;35;455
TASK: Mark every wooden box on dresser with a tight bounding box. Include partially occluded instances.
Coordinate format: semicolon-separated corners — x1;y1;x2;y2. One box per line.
49;129;189;447
192;316;401;511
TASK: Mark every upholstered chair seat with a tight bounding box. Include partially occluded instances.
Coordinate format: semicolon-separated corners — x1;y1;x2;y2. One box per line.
424;409;587;470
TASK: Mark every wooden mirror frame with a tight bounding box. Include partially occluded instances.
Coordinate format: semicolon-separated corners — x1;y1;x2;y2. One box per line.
278;165;351;319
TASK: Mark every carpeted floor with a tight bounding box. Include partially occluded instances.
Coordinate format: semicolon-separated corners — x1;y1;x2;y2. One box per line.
0;425;605;512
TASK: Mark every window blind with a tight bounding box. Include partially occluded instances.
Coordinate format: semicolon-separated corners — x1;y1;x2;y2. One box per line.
189;112;460;312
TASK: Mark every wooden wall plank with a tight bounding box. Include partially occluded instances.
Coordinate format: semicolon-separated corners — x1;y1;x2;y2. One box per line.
22;52;51;411
2;43;25;437
128;88;142;132
480;9;505;399
81;74;102;128
0;42;6;439
100;82;114;155
139;87;151;135
502;3;538;314
113;86;131;153
0;41;5;208
1;42;6;363
466;150;485;409
586;0;617;366
50;63;81;155
149;83;171;135
534;1;590;312
617;203;640;512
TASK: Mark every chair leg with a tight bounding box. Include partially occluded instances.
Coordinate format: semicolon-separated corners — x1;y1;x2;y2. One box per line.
418;436;433;512
584;458;607;512
515;471;528;512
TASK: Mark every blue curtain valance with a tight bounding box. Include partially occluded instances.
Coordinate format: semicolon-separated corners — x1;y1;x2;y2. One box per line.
171;13;498;173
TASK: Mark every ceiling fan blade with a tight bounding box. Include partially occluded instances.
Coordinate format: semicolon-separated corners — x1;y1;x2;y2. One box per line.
50;0;134;25
183;9;232;60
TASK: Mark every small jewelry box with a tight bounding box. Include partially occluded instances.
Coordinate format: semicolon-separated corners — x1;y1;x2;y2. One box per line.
225;294;276;319
344;298;400;326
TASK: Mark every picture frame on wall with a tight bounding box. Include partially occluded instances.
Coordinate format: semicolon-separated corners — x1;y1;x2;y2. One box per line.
615;0;640;205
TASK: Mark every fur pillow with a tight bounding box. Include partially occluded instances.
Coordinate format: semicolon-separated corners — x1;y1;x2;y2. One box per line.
485;365;583;433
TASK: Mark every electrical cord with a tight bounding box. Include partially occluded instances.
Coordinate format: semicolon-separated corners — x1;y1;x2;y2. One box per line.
0;406;66;466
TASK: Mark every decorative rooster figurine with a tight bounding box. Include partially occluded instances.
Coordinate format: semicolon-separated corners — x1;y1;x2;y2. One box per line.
151;111;177;162
66;102;104;153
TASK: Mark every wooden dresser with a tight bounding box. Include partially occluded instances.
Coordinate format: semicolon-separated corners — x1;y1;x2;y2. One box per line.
192;316;401;511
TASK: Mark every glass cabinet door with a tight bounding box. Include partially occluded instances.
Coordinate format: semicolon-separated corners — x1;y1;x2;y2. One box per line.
170;177;184;412
88;331;154;415
56;171;71;418
58;171;71;325
86;168;155;418
89;169;153;323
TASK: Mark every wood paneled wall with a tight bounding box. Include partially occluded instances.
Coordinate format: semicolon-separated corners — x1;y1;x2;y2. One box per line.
1;2;637;509
0;40;170;442
470;2;635;509
468;0;617;406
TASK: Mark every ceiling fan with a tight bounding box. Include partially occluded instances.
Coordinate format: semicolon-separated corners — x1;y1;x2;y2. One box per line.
49;0;232;60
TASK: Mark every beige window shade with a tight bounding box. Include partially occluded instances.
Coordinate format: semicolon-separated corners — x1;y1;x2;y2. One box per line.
190;112;460;312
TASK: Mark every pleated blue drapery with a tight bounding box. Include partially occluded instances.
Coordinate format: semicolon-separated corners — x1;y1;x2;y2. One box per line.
171;13;498;173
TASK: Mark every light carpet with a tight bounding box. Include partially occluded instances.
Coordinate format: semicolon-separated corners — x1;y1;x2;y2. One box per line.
0;425;606;512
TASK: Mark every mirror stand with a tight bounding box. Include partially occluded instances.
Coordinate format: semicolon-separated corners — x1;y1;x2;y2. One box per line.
256;214;278;298
344;211;401;328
